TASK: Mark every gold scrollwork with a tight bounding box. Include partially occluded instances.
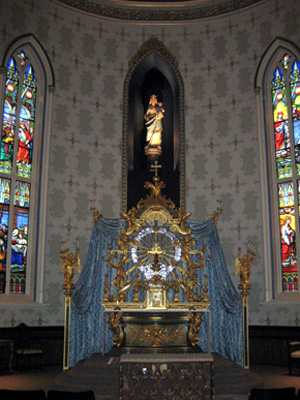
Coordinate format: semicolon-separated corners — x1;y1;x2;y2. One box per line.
107;312;124;347
90;206;102;224
188;312;203;347
129;326;181;347
235;243;255;305
103;172;210;306
60;246;80;297
209;207;223;226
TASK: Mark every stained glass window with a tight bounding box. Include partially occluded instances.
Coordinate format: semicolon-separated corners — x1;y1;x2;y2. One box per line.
1;58;18;175
0;35;54;301
0;50;36;294
17;65;36;179
0;178;10;293
272;54;300;292
272;67;291;179
291;60;300;175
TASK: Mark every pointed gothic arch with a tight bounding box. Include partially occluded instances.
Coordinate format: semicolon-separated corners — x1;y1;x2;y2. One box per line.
0;34;54;301
122;37;185;212
255;37;300;301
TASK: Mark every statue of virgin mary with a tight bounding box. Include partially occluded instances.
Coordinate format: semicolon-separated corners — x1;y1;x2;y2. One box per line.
144;94;164;153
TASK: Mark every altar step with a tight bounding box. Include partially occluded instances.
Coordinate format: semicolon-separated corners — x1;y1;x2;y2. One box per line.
213;353;263;399
50;352;263;400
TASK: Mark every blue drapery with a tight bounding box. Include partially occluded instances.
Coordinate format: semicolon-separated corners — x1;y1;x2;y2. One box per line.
69;216;243;368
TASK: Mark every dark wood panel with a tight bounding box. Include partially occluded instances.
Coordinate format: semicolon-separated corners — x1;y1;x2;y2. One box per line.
0;325;64;368
249;325;300;366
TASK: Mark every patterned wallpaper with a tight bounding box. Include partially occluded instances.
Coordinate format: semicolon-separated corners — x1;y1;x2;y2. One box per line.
0;0;300;327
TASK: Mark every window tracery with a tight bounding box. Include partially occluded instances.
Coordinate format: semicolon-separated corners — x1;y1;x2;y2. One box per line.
0;36;54;300
256;39;300;298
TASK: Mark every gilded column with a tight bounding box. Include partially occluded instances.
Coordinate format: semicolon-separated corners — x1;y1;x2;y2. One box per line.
60;245;80;370
236;243;255;369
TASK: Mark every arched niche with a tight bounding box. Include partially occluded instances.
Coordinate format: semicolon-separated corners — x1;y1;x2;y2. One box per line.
122;37;185;212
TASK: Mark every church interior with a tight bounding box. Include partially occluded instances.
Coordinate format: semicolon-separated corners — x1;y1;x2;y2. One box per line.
1;0;300;399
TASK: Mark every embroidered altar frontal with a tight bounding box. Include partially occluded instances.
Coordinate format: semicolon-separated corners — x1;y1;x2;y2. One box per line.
120;353;214;400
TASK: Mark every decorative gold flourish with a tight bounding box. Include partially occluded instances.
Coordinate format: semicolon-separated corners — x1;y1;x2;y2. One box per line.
103;171;210;308
209;207;223;226
107;312;124;347
130;326;180;346
102;168;211;357
136;175;176;213
188;312;203;346
90;206;102;224
60;246;80;297
235;243;255;305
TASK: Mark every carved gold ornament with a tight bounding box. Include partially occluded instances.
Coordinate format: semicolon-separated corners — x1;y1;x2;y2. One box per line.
128;326;181;347
235;242;255;305
60;245;80;297
103;171;210;309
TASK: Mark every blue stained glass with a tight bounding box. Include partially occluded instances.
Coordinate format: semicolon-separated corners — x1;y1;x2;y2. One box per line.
291;61;300;176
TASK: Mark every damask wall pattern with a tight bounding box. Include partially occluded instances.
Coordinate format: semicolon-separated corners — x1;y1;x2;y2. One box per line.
0;0;300;327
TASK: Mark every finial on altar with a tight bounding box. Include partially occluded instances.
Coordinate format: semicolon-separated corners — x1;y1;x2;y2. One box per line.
90;200;102;224
60;242;80;297
61;241;80;371
235;242;256;305
210;207;223;226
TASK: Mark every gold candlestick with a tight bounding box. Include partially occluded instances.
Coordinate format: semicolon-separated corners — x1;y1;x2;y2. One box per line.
60;244;80;370
235;242;255;369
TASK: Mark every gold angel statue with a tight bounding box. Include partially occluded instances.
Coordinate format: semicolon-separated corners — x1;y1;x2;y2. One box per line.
235;242;255;300
60;245;80;296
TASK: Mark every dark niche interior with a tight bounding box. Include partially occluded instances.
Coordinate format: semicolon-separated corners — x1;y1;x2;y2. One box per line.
126;56;181;212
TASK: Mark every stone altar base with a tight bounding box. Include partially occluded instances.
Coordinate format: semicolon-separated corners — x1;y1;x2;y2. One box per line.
120;353;214;400
50;352;264;400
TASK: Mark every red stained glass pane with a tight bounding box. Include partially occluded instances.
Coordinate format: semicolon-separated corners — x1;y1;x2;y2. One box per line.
290;61;300;175
0;58;18;175
9;181;30;294
0;178;10;293
17;65;36;179
272;67;291;179
278;182;298;291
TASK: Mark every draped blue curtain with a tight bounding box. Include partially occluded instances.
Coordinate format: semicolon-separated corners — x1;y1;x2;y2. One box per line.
69;216;243;368
188;218;243;366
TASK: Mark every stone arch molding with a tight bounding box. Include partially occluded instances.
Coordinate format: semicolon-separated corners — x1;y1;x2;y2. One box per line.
2;34;55;87
122;36;185;212
255;37;300;90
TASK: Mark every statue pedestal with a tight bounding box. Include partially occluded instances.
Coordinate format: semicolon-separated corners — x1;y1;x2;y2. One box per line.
102;308;211;354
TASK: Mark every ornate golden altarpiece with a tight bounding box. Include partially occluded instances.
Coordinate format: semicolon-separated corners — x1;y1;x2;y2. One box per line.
102;164;211;351
60;165;255;368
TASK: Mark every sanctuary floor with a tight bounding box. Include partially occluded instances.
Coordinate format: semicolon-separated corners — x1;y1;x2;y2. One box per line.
0;353;300;400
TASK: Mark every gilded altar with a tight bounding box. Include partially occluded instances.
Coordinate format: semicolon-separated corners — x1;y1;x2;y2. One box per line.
102;163;211;351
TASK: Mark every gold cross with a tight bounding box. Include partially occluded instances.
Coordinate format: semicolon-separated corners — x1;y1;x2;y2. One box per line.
150;161;162;177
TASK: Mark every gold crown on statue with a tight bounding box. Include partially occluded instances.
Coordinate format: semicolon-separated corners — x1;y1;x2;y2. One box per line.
149;94;157;102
